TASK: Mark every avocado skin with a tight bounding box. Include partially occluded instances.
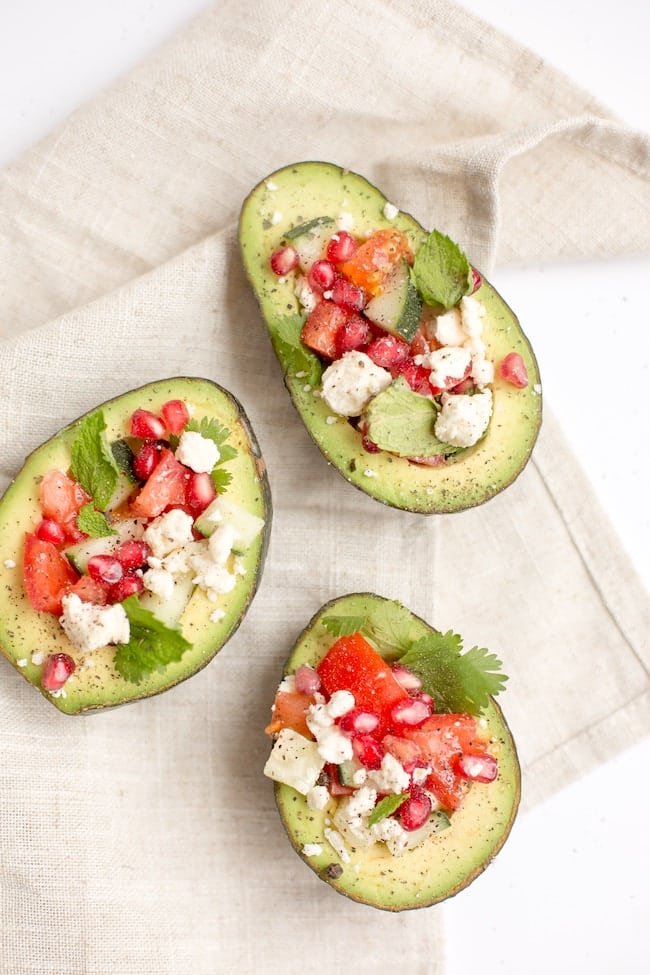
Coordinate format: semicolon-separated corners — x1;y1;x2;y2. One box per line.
0;377;271;714
272;593;521;912
239;161;542;514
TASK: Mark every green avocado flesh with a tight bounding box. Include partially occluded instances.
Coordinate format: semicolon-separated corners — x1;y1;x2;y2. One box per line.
273;593;520;912
0;378;271;714
239;161;542;514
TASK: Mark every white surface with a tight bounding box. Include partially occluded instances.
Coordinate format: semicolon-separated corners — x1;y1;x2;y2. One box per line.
1;2;648;973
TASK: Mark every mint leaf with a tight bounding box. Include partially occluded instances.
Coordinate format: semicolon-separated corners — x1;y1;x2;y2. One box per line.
76;504;117;538
368;793;408;827
399;631;508;715
413;230;473;310
113;595;192;684
70;410;121;511
274;314;322;386
364;377;464;458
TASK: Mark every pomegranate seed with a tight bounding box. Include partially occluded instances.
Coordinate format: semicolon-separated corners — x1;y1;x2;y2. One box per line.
41;653;75;691
270;245;299;276
161;399;190;435
391;662;422;693
394;359;436;396
326;231;358;263
450;376;475;395
132;441;162;481
330;277;366;311
186;471;217;513
362;435;381;454
400;789;432;831
470;266;482;293
366;334;410;369
114;540;150;570
335;313;370;355
87;554;124;586
109;571;144;602
455;752;498;783
130;408;166;440
294;665;321;695
352;734;384;770
415;691;434;709
389;696;432;727
338;708;380;736
500;352;529;388
307;259;337;293
35;518;66;546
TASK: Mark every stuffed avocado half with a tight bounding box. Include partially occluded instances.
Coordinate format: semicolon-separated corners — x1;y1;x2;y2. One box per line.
0;378;271;713
240;161;542;514
264;593;520;911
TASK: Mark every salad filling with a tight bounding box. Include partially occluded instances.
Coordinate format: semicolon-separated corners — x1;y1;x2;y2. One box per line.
20;396;265;696
269;219;530;463
265;619;507;863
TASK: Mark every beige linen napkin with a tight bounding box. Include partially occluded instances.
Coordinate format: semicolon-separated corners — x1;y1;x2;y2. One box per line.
1;2;648;973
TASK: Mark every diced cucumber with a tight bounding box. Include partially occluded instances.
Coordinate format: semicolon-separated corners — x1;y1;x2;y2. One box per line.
193;496;265;553
105;470;138;513
364;259;422;342
284;215;335;271
337;758;365;787
139;571;195;628
402;810;451;851
263;728;326;795
64;519;143;573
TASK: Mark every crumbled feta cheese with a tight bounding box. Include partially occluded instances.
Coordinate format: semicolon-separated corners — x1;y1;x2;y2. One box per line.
144;509;195;558
16;658;27;668
336;212;354;232
302;844;323;857
210;608;226;623
371;815;410;855
59;594;130;654
424;346;472;388
306;785;330;811
366;753;411;794
263;728;325;794
208;523;239;566
325;415;338;425
533;383;542;394
294;274;318;313
434;307;465;347
31;651;45;666
324;827;351;863
175;430;220;473
363;469;378;478
314;725;353;764
270;211;282;224
460;295;486;337
383;201;399;220
326;689;355;719
434;389;493;447
143;567;176;600
189;547;238;601
320;351;392;416
3;559;16;569
470;355;495;388
277;674;297;694
265;180;277;191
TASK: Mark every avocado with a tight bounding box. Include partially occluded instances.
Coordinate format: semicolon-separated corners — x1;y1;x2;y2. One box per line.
0;378;271;713
239;161;542;513
268;593;520;911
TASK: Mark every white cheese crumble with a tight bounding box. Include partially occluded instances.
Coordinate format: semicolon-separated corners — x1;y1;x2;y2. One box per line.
459;294;486;337
370;815;410;856
423;346;471;388
294;273;318;314
16;658;27;668
31;651;45;666
383;201;399;220
270;211;283;225
143;567;176;600
265;180;277;191
144;509;195;558
336;212;354;232
263;728;325;795
366;753;411;794
433;307;465;347
302;844;323;857
306;785;330;811
324;827;351;864
320;351;392;416
175;430;220;473
434;389;493;448
59;593;130;654
3;559;16;569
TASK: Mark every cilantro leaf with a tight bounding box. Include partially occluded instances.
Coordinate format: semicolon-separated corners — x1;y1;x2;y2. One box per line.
273;314;322;387
399;631;508;715
184;416;238;495
76;504;117;538
211;467;233;492
368;793;408;827
364;378;464;458
413;229;473;310
321;614;367;638
321;600;418;660
70;410;121;511
113;596;192;684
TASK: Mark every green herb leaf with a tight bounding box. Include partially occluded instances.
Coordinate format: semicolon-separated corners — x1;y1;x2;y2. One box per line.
284;215;334;240
211;467;233;493
321;600;419;660
76;504;117;538
321;614;368;638
399;631;508;715
274;314;322;387
113;596;192;684
364;378;464;458
110;439;136;480
368;793;408;827
70;410;121;511
413;229;473;310
184;416;238;495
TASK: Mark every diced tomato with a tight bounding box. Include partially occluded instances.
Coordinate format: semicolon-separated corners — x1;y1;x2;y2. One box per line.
67;575;109;606
301;300;351;359
408;326;430;359
39;469;90;534
325;763;354;796
23;533;79;614
316;632;408;736
161;399;190;435
335;313;370;356
129;448;191;519
407;713;484;753
340;229;413;296
393;358;437;396
265;690;315;739
382;734;421;773
402;714;487;811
